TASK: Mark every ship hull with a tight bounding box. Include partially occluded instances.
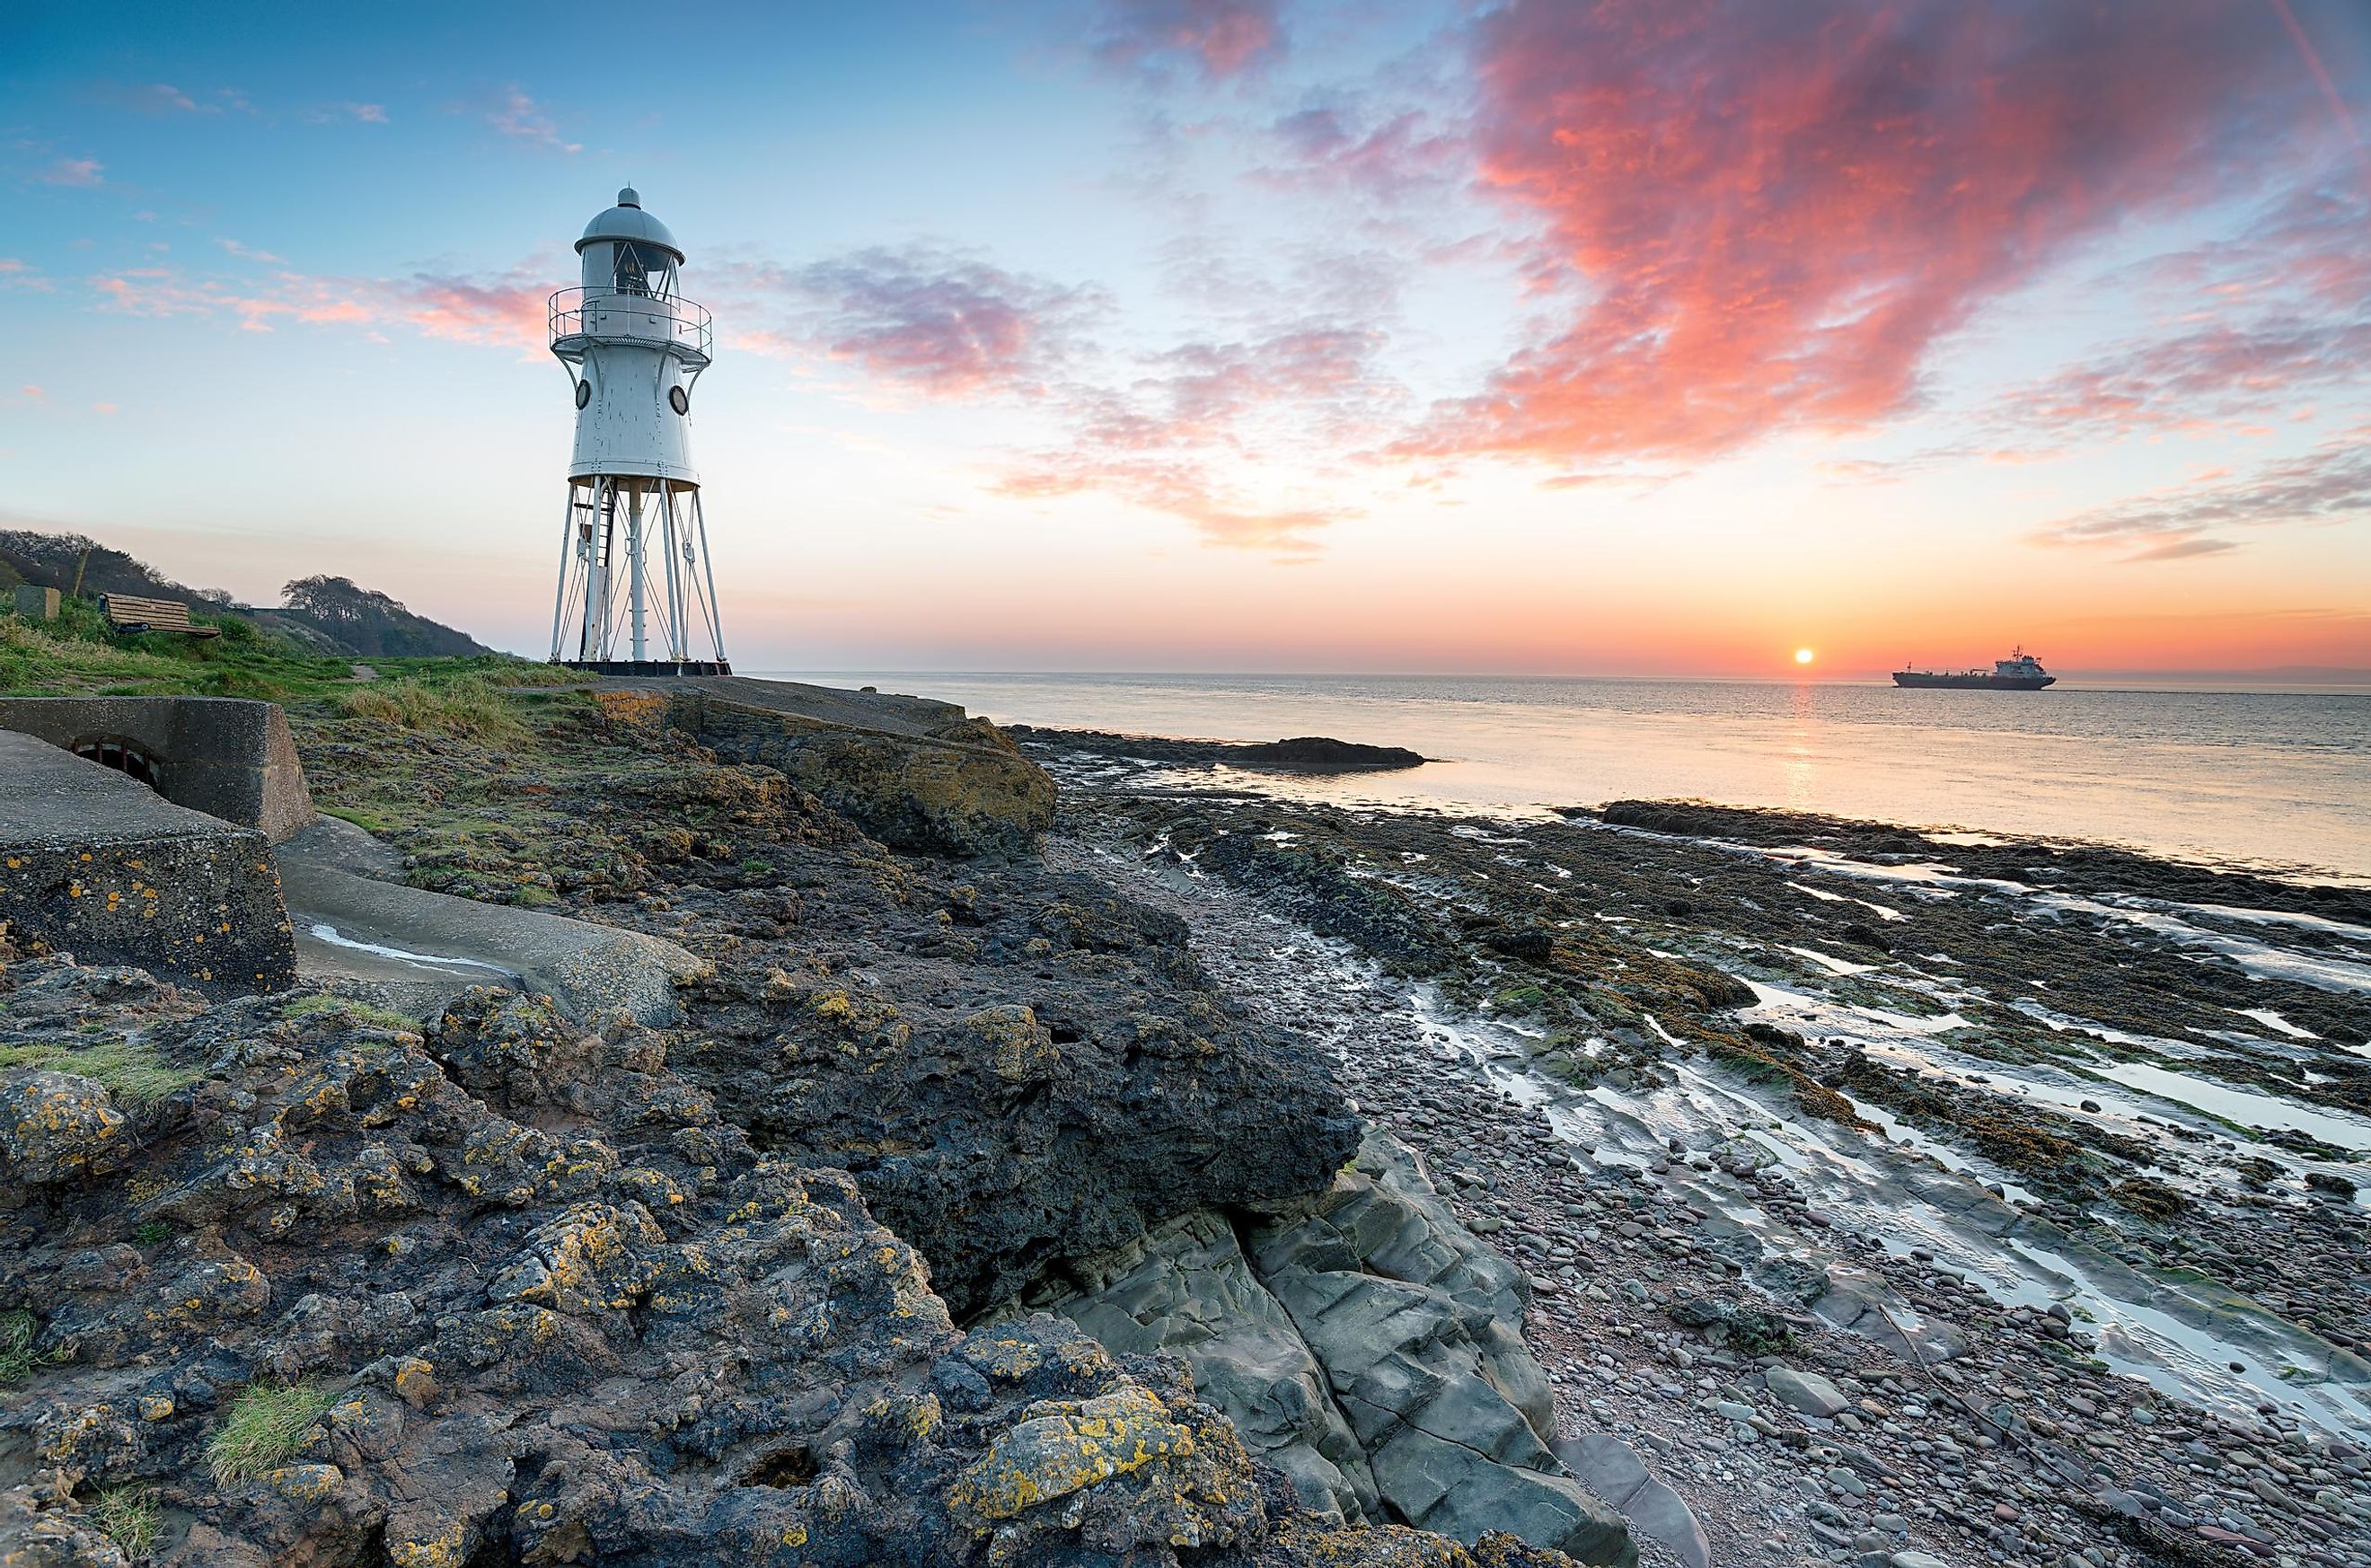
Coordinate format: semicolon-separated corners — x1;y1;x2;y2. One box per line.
1892;673;2056;690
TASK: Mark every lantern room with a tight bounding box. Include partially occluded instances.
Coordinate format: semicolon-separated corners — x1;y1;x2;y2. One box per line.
577;187;684;297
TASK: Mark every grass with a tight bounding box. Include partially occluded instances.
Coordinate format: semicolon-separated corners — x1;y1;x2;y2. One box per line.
0;1308;45;1385
2;592;562;702
337;674;526;743
89;1484;163;1559
0;597;354;698
316;805;393;835
206;1379;334;1484
130;1220;173;1246
0;1039;203;1108
279;994;419;1032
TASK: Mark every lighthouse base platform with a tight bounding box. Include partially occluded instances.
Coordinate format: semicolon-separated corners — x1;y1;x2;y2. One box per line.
560;658;733;677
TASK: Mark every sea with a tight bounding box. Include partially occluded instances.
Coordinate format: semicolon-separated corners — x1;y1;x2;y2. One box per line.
760;673;2371;883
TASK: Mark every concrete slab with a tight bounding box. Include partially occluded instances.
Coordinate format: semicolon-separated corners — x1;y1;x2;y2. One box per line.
276;851;707;1025
0;732;296;995
0;696;314;841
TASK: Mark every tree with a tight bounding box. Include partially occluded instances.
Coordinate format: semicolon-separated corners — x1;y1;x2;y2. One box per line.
282;576;407;627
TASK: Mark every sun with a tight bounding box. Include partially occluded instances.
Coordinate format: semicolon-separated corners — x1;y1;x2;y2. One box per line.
1794;647;1815;665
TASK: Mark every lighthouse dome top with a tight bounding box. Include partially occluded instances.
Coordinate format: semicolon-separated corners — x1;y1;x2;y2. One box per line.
577;187;683;260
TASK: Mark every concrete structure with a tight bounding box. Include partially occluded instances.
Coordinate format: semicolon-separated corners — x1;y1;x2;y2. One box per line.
0;696;315;842
0;733;297;996
12;585;59;621
548;188;728;674
276;826;708;1025
1;701;703;1018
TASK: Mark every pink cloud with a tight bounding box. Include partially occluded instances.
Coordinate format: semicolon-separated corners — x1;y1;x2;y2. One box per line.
1095;0;1283;82
388;272;548;350
1259;105;1465;199
2033;422;2371;559
996;319;1402;553
1990;316;2371;442
738;239;1401;554
750;246;1106;396
38;158;104;188
88;262;545;351
998;454;1335;554
484;87;579;154
1403;0;2346;467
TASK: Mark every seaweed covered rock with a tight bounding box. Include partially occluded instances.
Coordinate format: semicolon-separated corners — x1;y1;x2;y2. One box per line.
687;700;1056;859
0;956;1586;1568
678;873;1363;1317
0;1071;128;1187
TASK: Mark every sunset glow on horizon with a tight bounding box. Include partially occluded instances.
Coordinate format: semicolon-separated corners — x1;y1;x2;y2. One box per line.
4;1;2368;678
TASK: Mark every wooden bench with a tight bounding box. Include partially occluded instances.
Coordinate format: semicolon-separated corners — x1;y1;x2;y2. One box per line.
97;593;220;639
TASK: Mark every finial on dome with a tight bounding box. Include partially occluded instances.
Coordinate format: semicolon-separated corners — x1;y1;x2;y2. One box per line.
617;185;640;207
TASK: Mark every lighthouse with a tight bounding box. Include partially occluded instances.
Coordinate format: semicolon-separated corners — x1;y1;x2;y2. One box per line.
546;187;729;673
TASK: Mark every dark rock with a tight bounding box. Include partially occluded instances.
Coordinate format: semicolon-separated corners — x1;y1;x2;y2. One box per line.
0;957;1566;1568
675;692;1054;858
1009;727;1423;774
658;875;1363;1317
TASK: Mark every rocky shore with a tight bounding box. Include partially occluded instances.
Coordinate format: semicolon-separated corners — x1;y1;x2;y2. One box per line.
5;681;2367;1568
0;688;1628;1567
1015;727;2371;1568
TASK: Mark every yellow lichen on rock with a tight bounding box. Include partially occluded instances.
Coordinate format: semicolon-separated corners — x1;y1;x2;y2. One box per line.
386;1518;471;1568
487;1200;665;1315
390;1356;439;1411
264;1462;344;1502
964;1005;1059;1083
948;1386;1195;1524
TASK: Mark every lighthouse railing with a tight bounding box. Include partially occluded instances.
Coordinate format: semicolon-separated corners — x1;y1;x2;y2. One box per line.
549;287;712;358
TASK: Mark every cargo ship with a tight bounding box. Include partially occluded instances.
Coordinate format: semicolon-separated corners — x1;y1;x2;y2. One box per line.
1892;648;2056;690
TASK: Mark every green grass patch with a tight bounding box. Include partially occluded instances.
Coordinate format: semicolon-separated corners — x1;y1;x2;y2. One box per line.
278;994;419;1032
207;1379;334;1484
316;805;393;836
0;597;356;698
0;1039;203;1107
2;595;560;701
337;674;525;743
0;1309;40;1385
89;1484;163;1559
130;1219;174;1246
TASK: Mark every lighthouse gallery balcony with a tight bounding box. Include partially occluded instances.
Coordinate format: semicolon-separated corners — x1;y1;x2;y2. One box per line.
549;286;712;365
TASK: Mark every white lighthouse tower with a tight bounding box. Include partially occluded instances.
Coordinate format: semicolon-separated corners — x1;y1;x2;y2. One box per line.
547;187;729;673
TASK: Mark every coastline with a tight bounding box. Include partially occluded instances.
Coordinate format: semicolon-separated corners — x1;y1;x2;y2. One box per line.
1018;718;2371;1564
761;672;2371;885
4;674;2367;1568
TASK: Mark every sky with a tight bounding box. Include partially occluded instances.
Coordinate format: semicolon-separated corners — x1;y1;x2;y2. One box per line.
4;0;2369;678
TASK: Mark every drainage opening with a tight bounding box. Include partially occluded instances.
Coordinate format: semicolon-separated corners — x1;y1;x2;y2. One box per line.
70;736;163;788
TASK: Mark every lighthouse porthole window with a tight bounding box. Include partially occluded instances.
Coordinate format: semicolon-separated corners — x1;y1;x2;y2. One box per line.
575;378;592;410
669;385;690;416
